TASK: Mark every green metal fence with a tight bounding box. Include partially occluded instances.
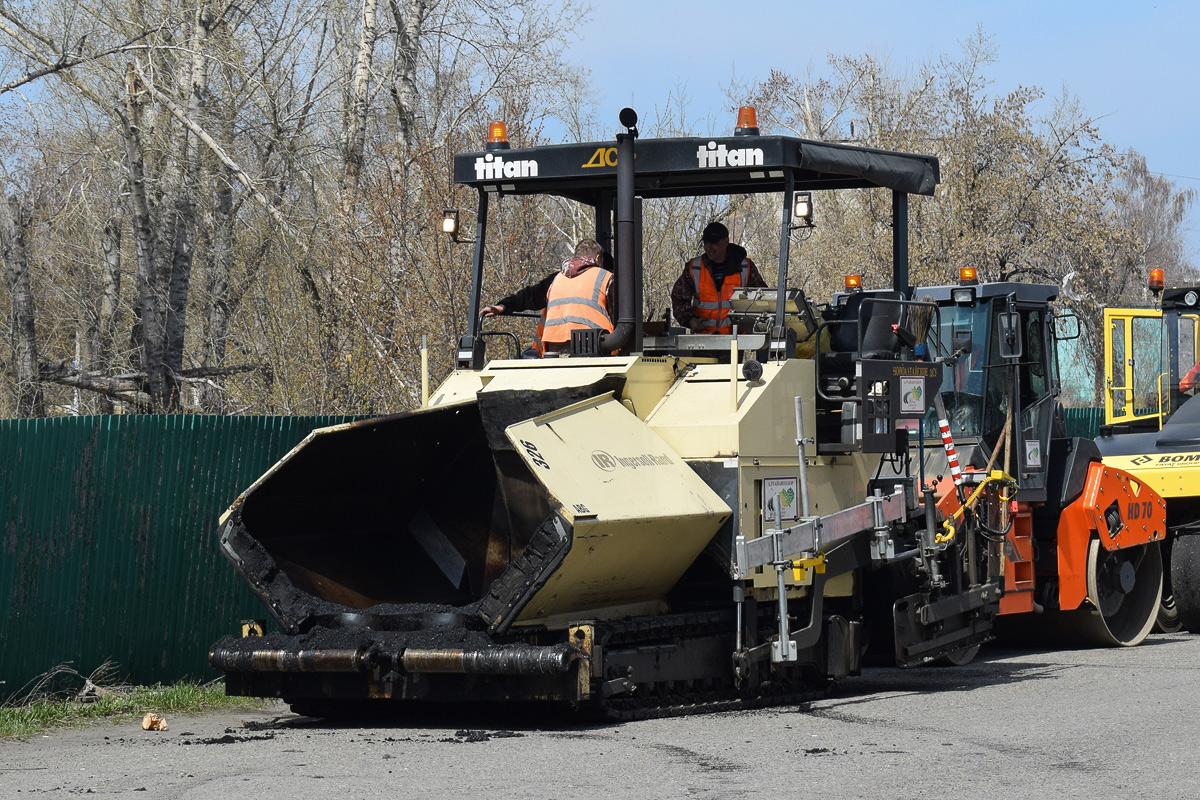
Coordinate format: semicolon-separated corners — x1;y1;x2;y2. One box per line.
1062;406;1104;439
0;415;358;700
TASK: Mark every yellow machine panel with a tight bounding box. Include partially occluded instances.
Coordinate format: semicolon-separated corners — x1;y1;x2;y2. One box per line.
646;358;817;460
430;355;683;420
1101;452;1200;499
732;458;875;599
505;393;732;625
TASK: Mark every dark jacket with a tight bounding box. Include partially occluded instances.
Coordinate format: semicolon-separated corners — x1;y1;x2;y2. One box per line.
496;272;557;314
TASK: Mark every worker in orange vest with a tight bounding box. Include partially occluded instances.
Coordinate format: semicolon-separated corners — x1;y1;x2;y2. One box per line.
671;222;766;334
1181;359;1200;393
482;240;615;356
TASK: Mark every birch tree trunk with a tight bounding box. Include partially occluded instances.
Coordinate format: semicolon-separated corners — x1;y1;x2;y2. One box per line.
119;69;172;410
161;4;212;408
200;172;234;412
0;193;46;416
342;0;379;209
81;219;123;413
390;0;426;155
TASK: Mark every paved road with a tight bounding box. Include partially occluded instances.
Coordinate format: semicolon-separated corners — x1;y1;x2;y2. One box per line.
3;634;1198;799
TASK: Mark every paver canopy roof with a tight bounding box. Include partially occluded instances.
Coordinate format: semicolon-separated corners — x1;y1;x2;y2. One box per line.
453;135;940;202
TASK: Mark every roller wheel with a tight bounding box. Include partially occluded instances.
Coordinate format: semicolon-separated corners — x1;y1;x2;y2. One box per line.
942;644;981;666
1156;593;1183;634
1073;539;1162;646
1155;535;1184;633
1171;535;1200;633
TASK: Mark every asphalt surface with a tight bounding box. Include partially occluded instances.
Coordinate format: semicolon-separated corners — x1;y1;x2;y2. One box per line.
3;633;1198;799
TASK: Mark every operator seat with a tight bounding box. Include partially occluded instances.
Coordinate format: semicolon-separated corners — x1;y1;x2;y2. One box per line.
815;291;905;451
819;291;905;376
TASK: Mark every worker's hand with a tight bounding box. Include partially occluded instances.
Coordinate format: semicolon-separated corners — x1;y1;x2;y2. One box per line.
482;304;505;317
687;317;706;333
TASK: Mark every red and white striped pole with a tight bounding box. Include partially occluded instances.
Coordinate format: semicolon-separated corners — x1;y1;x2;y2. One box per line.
932;394;966;502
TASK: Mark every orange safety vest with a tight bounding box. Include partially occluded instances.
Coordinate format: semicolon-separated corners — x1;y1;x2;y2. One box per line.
541;268;614;345
1182;360;1200;392
689;257;749;334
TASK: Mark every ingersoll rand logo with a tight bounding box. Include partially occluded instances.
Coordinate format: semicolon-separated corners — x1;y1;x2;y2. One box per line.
591;451;617;471
591;450;674;470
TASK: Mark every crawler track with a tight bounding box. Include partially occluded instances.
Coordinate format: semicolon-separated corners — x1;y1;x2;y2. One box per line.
599;683;831;721
591;609;834;720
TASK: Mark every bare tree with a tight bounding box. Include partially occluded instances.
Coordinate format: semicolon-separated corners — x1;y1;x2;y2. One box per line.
1118;149;1199;289
0;0;595;416
0;193;45;416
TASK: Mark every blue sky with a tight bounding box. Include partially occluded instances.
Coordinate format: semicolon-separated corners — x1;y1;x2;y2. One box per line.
573;0;1200;265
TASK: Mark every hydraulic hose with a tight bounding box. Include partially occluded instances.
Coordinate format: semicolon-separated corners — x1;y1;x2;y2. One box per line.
936;470;1017;544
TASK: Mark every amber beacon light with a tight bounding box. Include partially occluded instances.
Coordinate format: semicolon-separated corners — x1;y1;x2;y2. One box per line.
1149;268;1165;294
734;106;759;136
486;121;510;150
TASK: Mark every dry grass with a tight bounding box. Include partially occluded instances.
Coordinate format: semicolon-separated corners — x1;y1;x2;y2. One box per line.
0;662;270;740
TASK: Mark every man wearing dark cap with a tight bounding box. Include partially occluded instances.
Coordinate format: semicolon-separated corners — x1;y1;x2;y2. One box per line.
671;222;766;334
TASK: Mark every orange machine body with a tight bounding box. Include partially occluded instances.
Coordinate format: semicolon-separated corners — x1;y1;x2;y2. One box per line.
935;462;1166;616
1051;462;1166;611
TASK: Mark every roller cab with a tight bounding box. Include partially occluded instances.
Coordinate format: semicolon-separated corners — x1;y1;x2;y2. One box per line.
1097;284;1200;633
910;278;1167;647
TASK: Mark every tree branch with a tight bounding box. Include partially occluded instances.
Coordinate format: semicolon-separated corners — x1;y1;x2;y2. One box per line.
38;360;153;410
37;360;260;411
129;60;303;249
0;35;153;95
